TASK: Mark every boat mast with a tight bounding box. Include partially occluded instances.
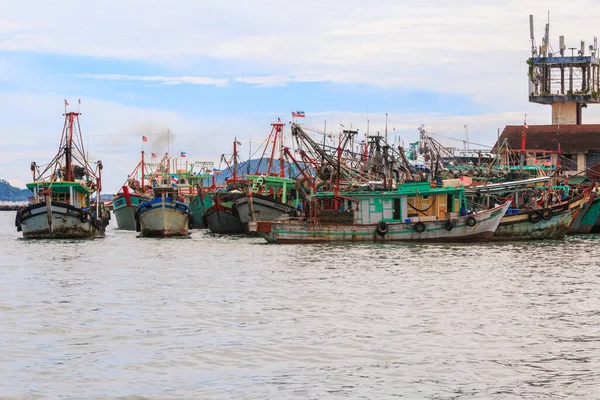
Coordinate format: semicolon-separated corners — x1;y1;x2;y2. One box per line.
233;138;238;183
141;149;145;189
64;112;76;182
279;122;285;177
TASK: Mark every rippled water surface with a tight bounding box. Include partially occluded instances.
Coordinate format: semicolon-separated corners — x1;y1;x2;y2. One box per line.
1;211;600;399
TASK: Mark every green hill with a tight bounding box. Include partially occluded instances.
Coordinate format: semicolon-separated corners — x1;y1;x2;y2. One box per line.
0;179;32;201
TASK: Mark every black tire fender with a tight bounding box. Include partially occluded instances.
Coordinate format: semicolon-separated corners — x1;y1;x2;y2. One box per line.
15;210;22;231
444;220;454;231
466;216;477;227
376;221;389;236
528;210;542;223
541;208;553;220
414;222;426;233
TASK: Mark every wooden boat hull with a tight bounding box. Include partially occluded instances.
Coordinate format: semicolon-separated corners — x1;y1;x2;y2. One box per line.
589;197;600;233
234;194;298;225
189;193;213;229
113;204;138;231
204;204;246;234
251;203;509;243
574;195;600;234
567;199;590;234
494;204;580;240
17;202;104;239
112;193;148;231
136;199;190;237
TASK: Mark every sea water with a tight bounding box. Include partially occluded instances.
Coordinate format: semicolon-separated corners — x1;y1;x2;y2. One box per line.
1;211;599;399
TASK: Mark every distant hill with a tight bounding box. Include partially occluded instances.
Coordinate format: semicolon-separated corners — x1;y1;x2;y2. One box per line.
91;193;115;202
0;179;32;201
215;158;302;184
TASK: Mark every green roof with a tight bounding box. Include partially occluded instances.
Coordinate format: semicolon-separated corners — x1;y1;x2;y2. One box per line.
26;181;95;194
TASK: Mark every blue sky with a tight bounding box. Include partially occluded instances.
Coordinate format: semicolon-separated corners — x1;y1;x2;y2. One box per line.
2;0;600;191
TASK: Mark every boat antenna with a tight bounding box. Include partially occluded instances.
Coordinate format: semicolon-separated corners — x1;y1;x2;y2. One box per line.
385;112;388;143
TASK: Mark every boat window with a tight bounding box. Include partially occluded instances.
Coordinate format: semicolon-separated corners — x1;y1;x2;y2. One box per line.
393;198;401;220
447;194;453;212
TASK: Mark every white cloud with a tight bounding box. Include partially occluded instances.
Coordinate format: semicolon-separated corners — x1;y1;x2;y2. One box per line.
2;0;600;105
4;1;600;192
73;74;229;87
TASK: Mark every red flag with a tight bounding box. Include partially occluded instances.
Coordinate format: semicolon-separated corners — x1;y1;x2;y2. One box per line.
142;136;148;142
151;153;157;158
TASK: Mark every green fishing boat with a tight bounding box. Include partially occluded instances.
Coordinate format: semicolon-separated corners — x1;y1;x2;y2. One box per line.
16;108;109;239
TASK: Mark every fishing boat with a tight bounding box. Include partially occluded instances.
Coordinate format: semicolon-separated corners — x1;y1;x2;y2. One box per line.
204;139;247;234
112;149;156;230
135;182;192;237
189;186;214;228
233;121;302;226
234;176;301;225
168;160;214;229
574;194;600;233
467;177;585;240
250;182;510;243
15;107;109;239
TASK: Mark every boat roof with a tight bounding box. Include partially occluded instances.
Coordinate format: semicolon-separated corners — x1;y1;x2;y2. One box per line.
26;180;95;194
247;174;296;184
466;176;551;194
314;182;464;199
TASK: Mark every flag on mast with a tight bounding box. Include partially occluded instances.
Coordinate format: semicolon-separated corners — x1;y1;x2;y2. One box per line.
151;153;157;158
292;111;305;118
64;99;69;106
142;136;148;142
180;151;186;157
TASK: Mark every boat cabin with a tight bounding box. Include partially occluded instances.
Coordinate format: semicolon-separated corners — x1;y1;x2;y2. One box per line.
248;175;301;207
26;181;94;209
312;182;467;225
152;185;181;201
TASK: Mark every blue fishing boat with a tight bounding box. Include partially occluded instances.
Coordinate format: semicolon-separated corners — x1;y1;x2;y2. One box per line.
135;185;192;237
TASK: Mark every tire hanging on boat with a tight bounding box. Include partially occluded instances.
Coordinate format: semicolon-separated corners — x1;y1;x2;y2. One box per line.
466;216;477;227
414;222;426;233
528;210;542;223
444;220;454;231
541;208;553;220
376;221;389;236
15;210;22;232
134;212;141;232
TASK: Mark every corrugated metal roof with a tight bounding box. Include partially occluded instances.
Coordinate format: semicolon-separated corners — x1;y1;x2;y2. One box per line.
494;125;600;153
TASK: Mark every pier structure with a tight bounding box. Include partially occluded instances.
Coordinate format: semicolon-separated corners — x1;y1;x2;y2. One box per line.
528;14;600;125
494;14;600;178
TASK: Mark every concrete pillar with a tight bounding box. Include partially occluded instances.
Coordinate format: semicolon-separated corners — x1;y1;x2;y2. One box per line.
552;102;578;125
577;153;586;173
